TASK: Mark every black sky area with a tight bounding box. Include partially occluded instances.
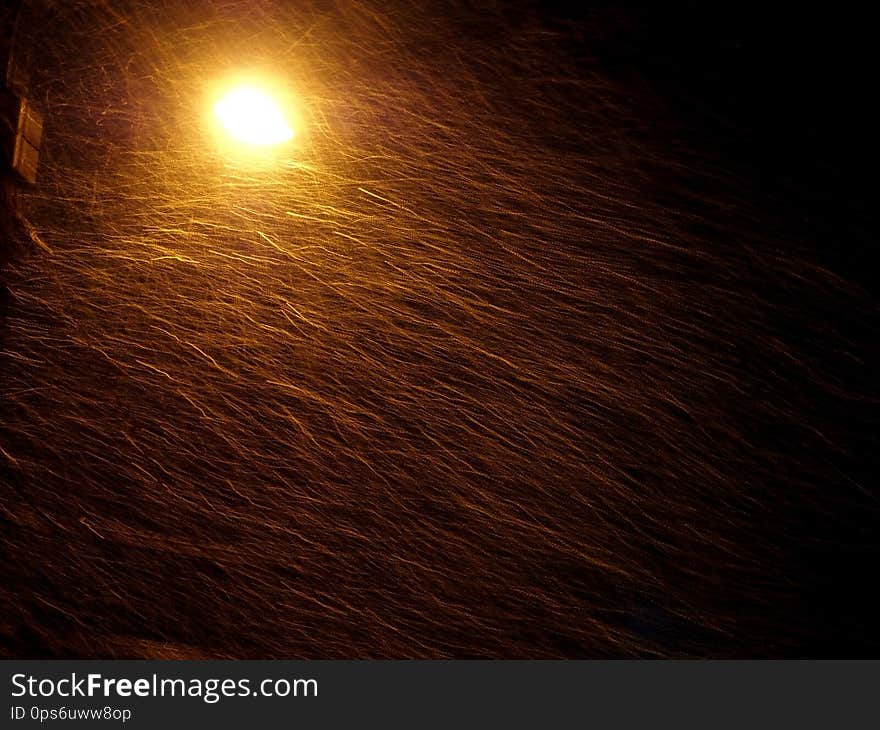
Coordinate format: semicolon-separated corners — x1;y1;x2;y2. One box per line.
547;4;876;291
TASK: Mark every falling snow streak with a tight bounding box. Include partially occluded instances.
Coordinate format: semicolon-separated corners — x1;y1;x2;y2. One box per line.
1;0;878;658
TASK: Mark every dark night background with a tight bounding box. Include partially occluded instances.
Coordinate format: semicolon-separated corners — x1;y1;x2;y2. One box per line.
1;2;877;658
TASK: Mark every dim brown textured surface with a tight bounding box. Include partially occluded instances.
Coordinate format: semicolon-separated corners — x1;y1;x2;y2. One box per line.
1;1;878;657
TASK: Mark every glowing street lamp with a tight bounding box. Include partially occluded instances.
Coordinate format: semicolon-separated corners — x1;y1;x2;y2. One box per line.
213;84;294;147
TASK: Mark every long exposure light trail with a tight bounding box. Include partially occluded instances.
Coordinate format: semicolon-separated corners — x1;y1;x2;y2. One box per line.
0;1;877;661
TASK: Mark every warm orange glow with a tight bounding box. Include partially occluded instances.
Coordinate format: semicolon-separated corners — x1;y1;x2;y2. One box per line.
213;85;294;146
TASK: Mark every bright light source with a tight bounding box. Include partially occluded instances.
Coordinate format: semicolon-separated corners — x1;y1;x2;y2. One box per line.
214;86;294;146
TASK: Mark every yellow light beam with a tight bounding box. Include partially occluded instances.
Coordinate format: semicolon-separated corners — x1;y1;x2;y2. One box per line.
214;86;294;146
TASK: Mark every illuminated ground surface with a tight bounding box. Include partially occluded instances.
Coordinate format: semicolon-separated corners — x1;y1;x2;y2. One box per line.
0;2;877;657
